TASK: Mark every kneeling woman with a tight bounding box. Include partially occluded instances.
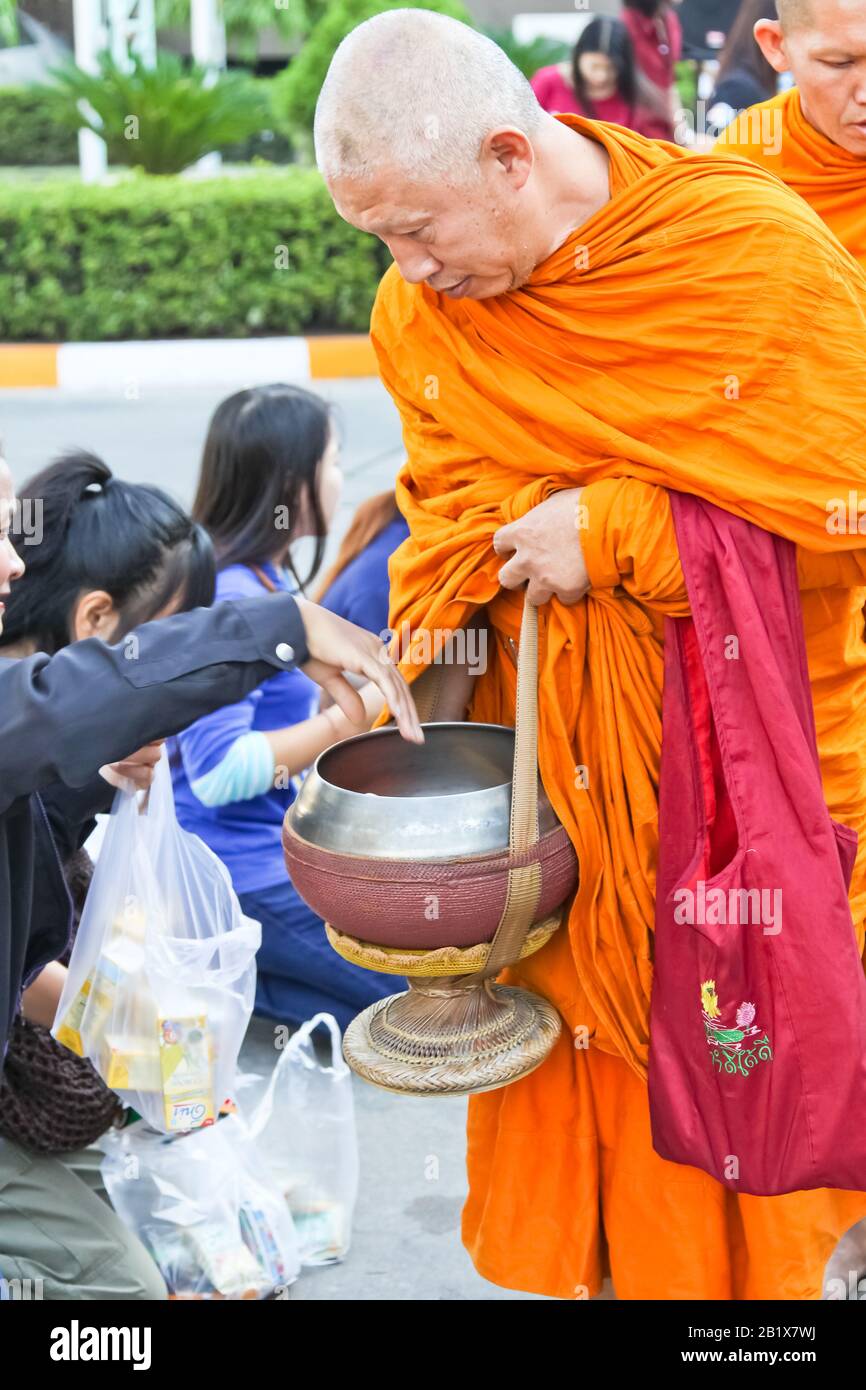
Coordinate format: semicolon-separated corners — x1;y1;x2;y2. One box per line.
173;384;406;1030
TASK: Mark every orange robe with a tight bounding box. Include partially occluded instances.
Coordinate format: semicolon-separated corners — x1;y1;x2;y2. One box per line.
712;87;866;270
371;115;866;1299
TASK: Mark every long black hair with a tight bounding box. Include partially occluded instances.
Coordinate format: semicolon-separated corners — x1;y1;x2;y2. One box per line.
0;451;215;655
716;0;778;100
572;18;638;117
191;383;332;589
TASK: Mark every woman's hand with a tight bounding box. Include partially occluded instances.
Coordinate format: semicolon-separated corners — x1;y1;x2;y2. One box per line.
493;488;590;606
294;598;424;744
99;740;164;792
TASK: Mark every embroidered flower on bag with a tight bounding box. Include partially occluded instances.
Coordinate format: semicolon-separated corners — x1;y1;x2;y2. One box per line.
700;980;720;1018
700;982;773;1076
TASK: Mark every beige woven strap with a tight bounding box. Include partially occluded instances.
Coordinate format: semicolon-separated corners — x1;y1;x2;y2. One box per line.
410;660;446;724
402;593;543;984
464;590;541;984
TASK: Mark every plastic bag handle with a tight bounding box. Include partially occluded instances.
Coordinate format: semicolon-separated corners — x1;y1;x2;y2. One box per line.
145;913;262;986
287;1012;348;1075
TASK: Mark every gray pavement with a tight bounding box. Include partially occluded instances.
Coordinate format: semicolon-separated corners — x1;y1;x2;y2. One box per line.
3;379;408;574
239;1017;547;1301
1;379;547;1301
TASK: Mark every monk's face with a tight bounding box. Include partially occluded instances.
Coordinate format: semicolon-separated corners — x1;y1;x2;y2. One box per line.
756;1;866;155
327;129;544;301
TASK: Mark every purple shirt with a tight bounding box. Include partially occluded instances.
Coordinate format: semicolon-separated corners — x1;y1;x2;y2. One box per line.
170;563;318;894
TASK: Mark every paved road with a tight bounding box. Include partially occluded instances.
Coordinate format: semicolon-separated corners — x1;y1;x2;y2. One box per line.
1;379;547;1301
3;379;407;573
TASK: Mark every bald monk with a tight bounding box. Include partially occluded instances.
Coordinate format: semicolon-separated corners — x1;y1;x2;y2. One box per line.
315;9;866;1300
713;0;866;267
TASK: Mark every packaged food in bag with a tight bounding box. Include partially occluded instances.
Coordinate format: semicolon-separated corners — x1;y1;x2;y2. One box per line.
53;756;260;1134
246;1013;358;1265
99;1115;301;1299
56;907;150;1056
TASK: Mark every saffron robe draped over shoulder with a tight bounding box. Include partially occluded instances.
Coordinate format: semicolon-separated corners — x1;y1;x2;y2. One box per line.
712;87;866;270
370;115;866;1299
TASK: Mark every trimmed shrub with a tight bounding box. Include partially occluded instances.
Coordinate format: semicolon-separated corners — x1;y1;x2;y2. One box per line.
0;169;390;340
44;53;272;175
0;86;77;166
0;78;292;167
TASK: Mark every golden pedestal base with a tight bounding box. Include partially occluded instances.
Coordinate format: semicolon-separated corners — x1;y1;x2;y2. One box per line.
328;911;563;1097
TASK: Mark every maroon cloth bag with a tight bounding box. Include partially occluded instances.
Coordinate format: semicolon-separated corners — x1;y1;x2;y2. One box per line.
648;491;866;1195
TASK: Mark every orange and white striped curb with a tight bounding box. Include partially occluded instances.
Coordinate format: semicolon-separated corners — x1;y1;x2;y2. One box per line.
0;335;378;390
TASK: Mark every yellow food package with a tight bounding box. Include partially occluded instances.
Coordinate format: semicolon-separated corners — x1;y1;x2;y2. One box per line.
158;1015;215;1131
100;1034;162;1091
109;902;150;943
83;935;153;1052
55;974;94;1056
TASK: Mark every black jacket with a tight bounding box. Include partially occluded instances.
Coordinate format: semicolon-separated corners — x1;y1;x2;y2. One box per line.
0;593;309;1071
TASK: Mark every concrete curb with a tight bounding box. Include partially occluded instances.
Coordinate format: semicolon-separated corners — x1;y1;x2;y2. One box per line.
0;335;377;390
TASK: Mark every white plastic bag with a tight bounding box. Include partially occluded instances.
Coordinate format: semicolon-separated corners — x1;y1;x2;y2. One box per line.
247;1014;359;1265
100;1115;300;1298
53;756;260;1134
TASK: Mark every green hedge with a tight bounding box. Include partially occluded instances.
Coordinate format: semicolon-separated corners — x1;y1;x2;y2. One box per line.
0;86;77;166
0;170;391;340
0;79;293;167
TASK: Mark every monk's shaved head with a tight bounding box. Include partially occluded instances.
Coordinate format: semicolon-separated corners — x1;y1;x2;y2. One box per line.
318;6;611;303
314;8;543;184
777;0;865;27
775;0;814;30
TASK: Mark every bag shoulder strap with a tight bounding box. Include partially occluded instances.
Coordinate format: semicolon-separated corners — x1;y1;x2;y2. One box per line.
250;564;278;594
669;491;824;794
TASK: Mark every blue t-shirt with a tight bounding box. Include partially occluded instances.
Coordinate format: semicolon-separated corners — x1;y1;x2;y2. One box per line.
170;563;319;895
319;516;409;636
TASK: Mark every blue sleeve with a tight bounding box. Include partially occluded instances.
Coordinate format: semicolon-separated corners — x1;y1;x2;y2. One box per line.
176;686;265;784
321;583;392;638
318;524;409;636
174;567;270;783
188;730;276;806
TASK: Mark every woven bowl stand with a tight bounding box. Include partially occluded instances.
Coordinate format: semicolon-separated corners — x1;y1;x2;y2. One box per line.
332;592;570;1097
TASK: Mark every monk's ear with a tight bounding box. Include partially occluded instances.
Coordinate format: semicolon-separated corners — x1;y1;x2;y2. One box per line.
484;127;533;189
754;19;790;74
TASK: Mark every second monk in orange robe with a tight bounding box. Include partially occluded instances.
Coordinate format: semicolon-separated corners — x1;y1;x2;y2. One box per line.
712;0;866;269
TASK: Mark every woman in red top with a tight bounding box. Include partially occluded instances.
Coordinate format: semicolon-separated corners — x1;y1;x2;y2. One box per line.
621;0;683;139
531;16;658;138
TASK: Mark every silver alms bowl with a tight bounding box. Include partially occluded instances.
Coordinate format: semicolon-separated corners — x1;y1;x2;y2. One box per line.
288;722;562;861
